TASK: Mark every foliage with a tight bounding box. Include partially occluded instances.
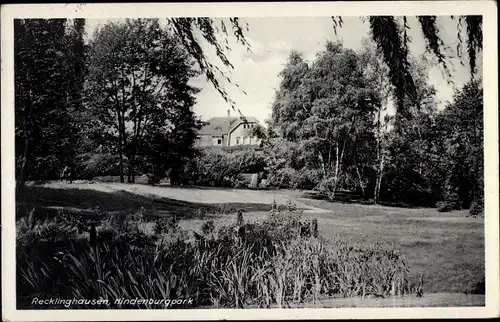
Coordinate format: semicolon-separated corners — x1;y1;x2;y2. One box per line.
85;19;201;183
15;19;87;189
437;80;484;215
74;152;128;179
167;17;250;110
181;146;266;187
269;42;379;197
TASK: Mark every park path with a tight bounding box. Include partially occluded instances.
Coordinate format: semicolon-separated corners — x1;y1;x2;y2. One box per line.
39;181;326;213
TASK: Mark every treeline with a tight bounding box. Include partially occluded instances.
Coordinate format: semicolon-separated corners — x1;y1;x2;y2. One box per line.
261;41;483;213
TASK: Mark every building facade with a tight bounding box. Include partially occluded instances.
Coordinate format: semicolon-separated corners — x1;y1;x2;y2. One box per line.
196;110;262;147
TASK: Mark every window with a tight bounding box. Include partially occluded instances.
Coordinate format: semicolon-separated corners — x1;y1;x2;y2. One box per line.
213;138;222;145
217;139;222;145
243;136;248;144
236;137;241;144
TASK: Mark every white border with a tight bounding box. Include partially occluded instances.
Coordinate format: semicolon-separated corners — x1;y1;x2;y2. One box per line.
1;1;498;320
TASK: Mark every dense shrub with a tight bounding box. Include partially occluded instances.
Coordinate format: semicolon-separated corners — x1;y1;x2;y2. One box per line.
266;167;299;189
30;155;62;180
380;169;438;207
294;168;322;190
468;196;484;217
436;191;462;212
180;146;265;187
74;152;128;180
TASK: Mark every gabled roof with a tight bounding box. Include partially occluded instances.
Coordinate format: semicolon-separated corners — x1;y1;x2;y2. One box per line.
198;116;259;136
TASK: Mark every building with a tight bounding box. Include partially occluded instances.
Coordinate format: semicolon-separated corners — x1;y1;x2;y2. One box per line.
196;110;262;147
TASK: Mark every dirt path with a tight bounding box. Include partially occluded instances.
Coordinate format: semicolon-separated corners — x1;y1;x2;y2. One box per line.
38;181;326;213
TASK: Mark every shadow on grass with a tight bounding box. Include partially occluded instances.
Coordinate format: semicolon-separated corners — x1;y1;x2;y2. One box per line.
16;186;288;220
299;191;436;209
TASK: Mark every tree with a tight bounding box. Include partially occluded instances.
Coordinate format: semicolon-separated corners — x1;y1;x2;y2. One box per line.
305;42;379;198
381;54;443;205
438;80;483;213
86;19;200;183
15;19;86;194
142;93;203;185
270;50;311;142
271;42;380;199
358;38;393;203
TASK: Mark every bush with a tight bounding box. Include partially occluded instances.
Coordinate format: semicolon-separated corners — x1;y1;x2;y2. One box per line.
437;192;462;212
469;196;484;217
74;152;128;180
180;146;265;187
316;176;337;199
294;168;322;190
29;155;61;180
266;167;298;189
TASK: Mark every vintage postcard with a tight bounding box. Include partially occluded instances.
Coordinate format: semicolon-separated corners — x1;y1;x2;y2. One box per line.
1;1;499;320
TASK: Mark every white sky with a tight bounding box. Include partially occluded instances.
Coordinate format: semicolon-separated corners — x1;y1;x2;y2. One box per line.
85;16;481;124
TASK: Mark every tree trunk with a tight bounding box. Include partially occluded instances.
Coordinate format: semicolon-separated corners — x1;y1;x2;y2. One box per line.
16;125;31;196
127;154;136;183
332;137;348;199
355;164;365;198
127;166;132;183
332;118;356;200
374;153;384;204
331;143;339;200
170;166;180;186
117;112;125;183
319;153;326;179
374;104;383;205
118;148;124;183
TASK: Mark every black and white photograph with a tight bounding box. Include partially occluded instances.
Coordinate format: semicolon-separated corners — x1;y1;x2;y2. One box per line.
1;1;499;320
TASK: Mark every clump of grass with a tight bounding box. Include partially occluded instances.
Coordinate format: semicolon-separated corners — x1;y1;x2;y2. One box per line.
212;203;236;215
202;220;215;236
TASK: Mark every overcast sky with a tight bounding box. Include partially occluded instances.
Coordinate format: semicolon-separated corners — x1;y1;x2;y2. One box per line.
85;16;481;124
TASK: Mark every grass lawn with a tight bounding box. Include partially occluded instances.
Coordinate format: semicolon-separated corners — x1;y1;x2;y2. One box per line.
297;199;485;294
17;182;485;296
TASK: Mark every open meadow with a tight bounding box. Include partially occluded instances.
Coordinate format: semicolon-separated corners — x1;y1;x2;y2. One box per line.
16;181;485;308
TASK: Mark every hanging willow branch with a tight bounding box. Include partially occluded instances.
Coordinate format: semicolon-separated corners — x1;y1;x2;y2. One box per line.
168;17;251;117
368;16;418;118
465;15;483;77
331;16;344;36
355;15;482;115
417;15;453;80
